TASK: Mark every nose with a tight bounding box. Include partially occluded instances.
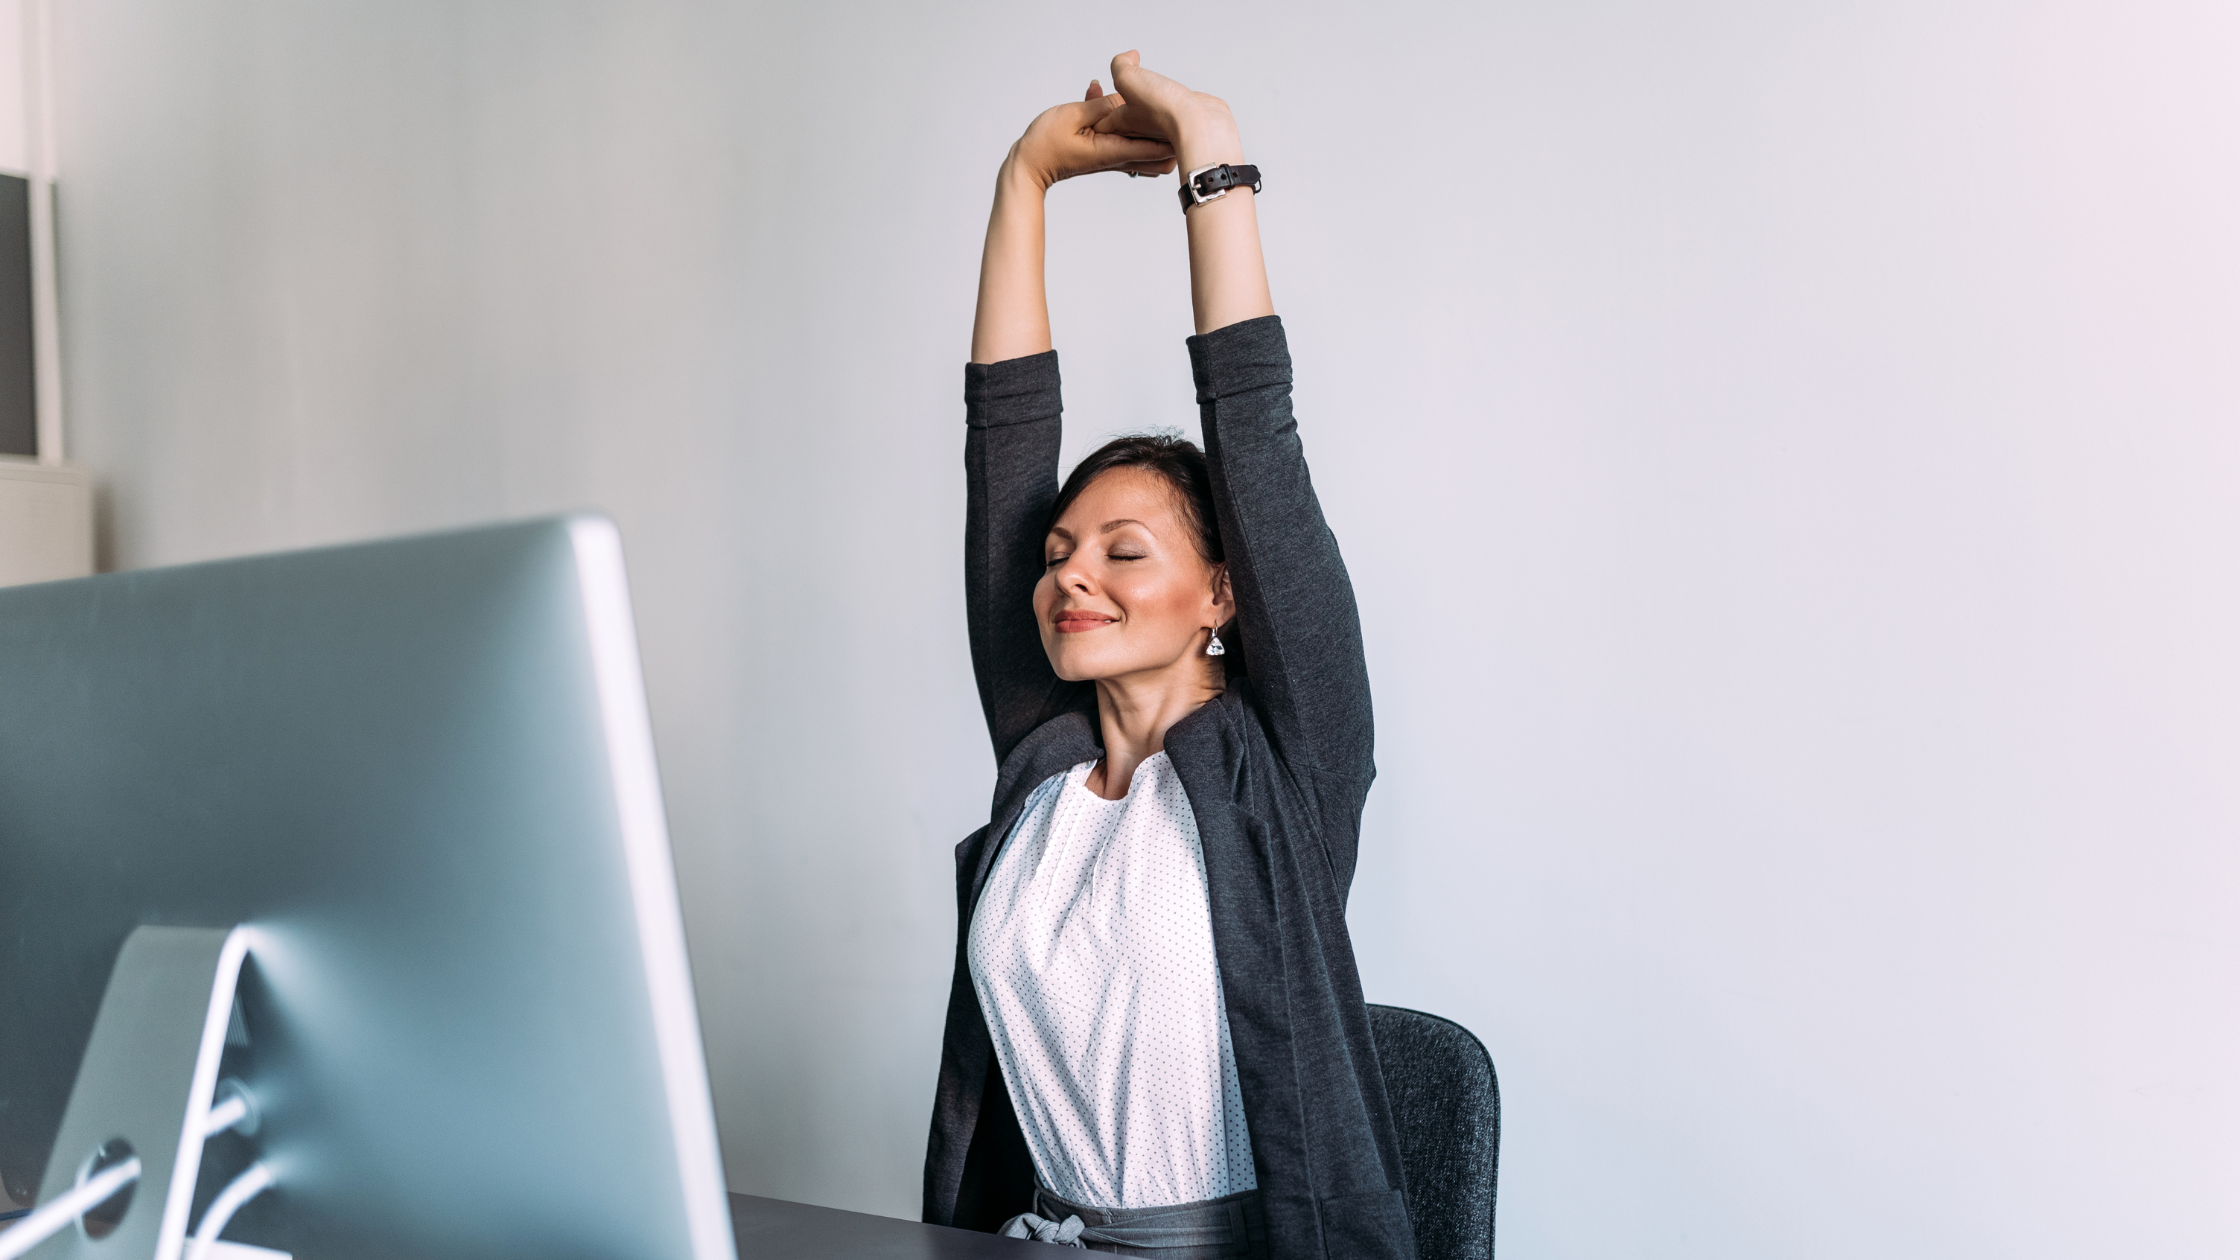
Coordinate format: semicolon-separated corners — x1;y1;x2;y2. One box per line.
1053;554;1097;596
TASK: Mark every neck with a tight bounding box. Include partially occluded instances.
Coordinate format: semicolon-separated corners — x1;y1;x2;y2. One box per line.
1087;660;1224;800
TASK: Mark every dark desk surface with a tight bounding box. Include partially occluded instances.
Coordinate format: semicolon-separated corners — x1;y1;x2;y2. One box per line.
729;1193;1036;1259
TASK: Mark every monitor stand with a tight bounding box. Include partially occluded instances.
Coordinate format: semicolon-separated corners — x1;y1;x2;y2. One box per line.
26;926;255;1260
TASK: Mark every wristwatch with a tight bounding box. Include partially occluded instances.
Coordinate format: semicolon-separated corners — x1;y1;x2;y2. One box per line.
1179;163;1262;213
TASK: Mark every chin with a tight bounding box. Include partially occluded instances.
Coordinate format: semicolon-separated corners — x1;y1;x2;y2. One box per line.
1044;640;1126;683
1045;651;1098;683
1045;644;1194;684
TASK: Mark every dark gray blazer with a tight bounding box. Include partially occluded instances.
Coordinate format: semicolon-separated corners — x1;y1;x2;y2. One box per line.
922;317;1417;1260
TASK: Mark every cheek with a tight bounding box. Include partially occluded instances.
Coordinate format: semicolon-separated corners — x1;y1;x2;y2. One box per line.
1108;569;1206;626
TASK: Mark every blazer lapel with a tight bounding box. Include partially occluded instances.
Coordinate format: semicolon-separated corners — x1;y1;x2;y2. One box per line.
969;710;1100;914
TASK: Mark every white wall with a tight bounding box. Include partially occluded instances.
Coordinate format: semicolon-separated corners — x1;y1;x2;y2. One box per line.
49;2;2239;1256
0;0;23;174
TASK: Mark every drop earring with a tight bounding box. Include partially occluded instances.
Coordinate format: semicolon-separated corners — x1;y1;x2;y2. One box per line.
1205;626;1226;657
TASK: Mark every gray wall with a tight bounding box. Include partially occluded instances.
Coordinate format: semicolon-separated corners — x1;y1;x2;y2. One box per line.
51;2;2239;1256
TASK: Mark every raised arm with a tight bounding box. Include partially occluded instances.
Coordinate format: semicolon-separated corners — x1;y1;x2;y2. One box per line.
1096;51;1275;336
965;82;1172;760
971;81;1174;364
1103;54;1373;782
1188;317;1370;782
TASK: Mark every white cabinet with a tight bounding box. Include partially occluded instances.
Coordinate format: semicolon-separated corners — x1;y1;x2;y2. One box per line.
0;460;91;586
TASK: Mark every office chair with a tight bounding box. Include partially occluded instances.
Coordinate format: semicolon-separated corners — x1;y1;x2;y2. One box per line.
1366;1004;1501;1260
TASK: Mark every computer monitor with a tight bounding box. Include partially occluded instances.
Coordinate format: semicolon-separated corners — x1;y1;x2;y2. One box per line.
0;517;734;1260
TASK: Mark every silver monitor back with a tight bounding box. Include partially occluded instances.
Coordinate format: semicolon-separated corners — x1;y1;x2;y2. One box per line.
0;517;733;1260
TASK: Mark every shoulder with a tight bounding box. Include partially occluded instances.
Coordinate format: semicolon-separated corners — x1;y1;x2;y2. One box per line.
1186;685;1372;811
991;710;1100;810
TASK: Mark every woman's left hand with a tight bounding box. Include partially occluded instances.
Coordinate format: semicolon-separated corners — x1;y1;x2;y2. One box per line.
1091;52;1244;172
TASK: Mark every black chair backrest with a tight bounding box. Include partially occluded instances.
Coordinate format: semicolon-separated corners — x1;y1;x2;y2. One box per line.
1366;1004;1501;1260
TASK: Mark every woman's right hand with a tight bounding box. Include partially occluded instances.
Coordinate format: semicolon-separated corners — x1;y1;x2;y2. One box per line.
1007;80;1177;190
971;78;1178;365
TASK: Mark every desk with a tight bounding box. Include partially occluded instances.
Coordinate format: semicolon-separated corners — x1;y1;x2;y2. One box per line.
729;1193;1035;1258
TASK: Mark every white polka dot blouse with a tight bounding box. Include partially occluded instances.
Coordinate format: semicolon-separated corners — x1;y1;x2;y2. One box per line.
967;750;1258;1211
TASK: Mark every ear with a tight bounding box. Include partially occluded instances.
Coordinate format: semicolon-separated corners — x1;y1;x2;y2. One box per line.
1208;563;1235;625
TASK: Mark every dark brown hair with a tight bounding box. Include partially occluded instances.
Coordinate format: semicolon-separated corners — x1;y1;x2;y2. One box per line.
1047;433;1224;565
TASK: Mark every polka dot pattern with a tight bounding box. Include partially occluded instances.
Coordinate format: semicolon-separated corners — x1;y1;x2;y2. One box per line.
969;751;1259;1210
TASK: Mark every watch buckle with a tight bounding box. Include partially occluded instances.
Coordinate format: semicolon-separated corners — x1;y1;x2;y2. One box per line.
1185;163;1230;207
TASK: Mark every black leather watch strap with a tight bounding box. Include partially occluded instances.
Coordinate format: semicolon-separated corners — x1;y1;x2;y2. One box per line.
1178;163;1263;213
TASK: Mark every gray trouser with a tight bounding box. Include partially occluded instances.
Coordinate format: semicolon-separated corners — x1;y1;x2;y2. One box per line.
1000;1185;1270;1258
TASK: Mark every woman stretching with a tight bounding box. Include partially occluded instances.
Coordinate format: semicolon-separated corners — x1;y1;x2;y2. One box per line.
923;52;1414;1260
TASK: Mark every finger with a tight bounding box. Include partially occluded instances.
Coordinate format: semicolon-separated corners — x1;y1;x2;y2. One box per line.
1098;132;1173;156
1122;157;1178;177
1065;92;1125;130
1095;135;1173;166
1110;48;1187;104
1109;49;1148;95
1109;51;1134;100
1092;100;1164;139
1083;78;1103;101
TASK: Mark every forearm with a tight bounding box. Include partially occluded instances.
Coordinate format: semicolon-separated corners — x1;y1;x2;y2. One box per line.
1175;118;1275;335
970;154;1053;365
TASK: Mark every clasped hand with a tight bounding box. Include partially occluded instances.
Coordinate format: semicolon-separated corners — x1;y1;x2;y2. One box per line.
1007;50;1242;190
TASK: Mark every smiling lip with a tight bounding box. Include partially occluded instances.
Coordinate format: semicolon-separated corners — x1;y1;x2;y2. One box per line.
1054;612;1117;633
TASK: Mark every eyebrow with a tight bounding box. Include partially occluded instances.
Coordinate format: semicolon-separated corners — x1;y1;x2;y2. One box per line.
1045;518;1151;544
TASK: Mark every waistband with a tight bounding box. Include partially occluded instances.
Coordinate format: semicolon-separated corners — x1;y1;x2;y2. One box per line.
1000;1184;1268;1255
